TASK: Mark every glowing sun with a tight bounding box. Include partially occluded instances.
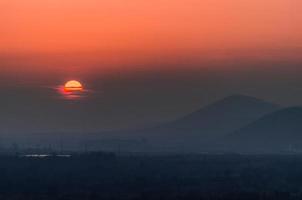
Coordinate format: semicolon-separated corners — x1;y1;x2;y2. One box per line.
64;80;83;92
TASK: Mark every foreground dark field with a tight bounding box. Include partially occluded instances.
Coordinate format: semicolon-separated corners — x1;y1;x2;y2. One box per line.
1;154;302;200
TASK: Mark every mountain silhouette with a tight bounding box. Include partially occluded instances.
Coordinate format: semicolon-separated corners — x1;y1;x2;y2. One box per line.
226;107;302;152
0;91;281;152
129;94;280;151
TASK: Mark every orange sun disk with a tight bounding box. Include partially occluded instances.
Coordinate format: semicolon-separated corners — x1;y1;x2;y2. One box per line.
64;80;83;92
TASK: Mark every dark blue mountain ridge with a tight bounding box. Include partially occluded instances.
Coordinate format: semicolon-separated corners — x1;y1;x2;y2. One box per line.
142;94;280;139
225;106;302;152
84;94;280;152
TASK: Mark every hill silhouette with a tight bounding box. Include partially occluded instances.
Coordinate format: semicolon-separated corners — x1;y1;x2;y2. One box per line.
0;92;281;152
226;107;302;152
130;94;280;152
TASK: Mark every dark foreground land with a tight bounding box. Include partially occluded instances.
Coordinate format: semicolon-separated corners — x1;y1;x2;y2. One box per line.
1;153;302;200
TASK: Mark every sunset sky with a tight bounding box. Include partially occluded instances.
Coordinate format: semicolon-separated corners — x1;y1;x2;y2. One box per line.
1;0;302;131
1;0;301;63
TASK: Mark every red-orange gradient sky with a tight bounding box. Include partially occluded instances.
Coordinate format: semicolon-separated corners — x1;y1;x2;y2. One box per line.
1;0;301;72
1;0;302;131
0;0;302;82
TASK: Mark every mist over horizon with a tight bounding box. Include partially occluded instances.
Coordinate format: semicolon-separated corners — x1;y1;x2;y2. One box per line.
2;1;302;199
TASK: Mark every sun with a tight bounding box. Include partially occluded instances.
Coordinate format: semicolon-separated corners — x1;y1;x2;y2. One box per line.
64;80;83;92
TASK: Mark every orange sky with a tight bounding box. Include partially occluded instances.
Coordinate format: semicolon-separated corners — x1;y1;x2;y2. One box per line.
1;0;302;127
0;0;301;76
1;0;301;52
